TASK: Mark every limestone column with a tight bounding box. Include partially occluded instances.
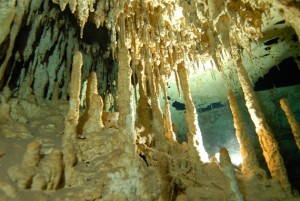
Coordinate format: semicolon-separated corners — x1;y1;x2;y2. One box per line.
161;76;177;143
227;89;260;175
117;13;134;137
177;63;209;162
135;61;152;135
146;63;164;135
236;59;291;192
63;51;83;167
280;98;300;150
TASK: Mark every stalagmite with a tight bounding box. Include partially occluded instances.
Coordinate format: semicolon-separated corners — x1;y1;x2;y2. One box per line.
8;141;41;189
31;150;63;190
227;89;260;175
86;72;98;109
83;94;104;133
0;0;300;200
117;47;134;133
77;72;102;134
177;63;209;162
117;14;134;138
219;147;244;201
280;98;300;151
236;58;291;192
63;51;83;167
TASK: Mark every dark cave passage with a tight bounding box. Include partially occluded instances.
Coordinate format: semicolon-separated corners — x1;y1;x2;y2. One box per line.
254;57;300;91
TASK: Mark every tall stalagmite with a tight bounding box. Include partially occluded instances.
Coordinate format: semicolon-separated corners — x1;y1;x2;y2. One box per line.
227;89;260;175
63;51;83;167
117;13;134;140
280;98;300;151
177;63;209;162
236;59;291;192
0;0;300;200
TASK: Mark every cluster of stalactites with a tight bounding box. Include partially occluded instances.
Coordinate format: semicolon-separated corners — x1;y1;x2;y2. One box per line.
51;0;266;93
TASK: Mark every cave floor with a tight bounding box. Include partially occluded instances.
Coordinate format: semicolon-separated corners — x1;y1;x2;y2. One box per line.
0;99;299;201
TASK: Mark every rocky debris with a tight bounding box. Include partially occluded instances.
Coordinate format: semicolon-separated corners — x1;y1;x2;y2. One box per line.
8;141;42;189
7;141;63;190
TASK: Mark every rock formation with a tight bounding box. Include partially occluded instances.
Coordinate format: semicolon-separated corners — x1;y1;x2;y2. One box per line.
0;0;300;200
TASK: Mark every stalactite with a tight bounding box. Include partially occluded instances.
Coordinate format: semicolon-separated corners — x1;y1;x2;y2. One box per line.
219;147;244;201
146;62;168;151
236;58;291;192
280;98;300;151
146;63;164;135
177;62;209;162
0;0;31;87
174;69;181;98
161;76;177;143
0;0;299;199
227;89;260;175
135;62;153;145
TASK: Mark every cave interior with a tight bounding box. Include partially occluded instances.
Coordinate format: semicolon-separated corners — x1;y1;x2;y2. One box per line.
0;0;300;200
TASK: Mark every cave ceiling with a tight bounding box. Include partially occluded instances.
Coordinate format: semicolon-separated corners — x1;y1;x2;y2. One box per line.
0;0;299;106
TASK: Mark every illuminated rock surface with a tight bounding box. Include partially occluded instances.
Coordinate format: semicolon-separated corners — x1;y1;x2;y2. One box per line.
0;0;300;200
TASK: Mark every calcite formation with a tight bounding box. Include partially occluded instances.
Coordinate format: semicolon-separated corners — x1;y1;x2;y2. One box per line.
219;147;244;201
227;89;261;175
236;58;291;192
280;98;300;151
0;0;299;200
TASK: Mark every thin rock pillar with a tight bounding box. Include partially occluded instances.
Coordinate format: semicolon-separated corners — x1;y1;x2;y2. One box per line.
161;76;177;143
117;13;134;138
236;59;291;192
63;51;83;167
280;98;300;150
177;63;209;162
219;147;244;201
227;89;260;175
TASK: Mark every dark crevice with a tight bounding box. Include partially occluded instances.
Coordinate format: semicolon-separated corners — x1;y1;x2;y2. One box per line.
254;57;300;91
292;34;299;42
0;37;10;64
274;20;285;25
264;47;271;51
264;37;279;46
172;101;186;111
197;102;224;113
